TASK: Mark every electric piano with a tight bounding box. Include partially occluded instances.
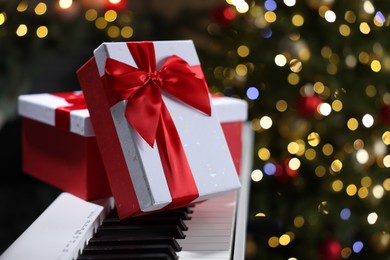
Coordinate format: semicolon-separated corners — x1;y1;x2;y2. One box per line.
1;124;253;260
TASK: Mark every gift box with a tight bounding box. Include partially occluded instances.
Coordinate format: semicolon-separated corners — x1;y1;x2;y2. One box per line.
77;40;244;218
19;92;247;201
19;92;111;200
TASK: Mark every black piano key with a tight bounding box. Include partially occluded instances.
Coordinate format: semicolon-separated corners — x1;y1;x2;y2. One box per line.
107;207;193;220
87;236;182;251
147;209;192;220
103;216;188;231
77;253;173;260
80;244;178;259
95;224;186;239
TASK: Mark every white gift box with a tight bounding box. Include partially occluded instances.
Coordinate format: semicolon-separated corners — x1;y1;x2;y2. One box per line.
77;40;243;218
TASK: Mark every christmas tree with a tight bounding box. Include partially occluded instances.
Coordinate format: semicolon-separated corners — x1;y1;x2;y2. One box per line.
1;0;390;259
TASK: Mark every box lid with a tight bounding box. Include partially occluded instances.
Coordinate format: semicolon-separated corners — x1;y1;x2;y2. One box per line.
18;92;247;137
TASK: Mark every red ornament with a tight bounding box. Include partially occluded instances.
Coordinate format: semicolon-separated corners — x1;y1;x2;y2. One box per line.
104;0;127;11
296;95;322;117
318;239;342;260
210;5;237;27
380;104;390;124
274;158;299;183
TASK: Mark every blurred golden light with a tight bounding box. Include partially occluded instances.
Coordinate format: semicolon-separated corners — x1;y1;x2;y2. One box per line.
359;22;370;34
321;46;332;58
34;2;47;15
358;52;370;64
95;17;108;29
305;148;316;160
107;25;120;38
292;14;304;27
293;216;304;228
344;10;356;23
258;147;271;160
17;1;28;12
36;26;48;38
288;142;300;154
308;132;320;147
332;99;343;112
365;85;376;97
322;143;334;156
264;11;277;23
287;73;300;85
326;63;338;75
358;187;369;199
332;180;343;192
105;10;118;22
315;165;326;177
121;26;134;38
331;159;343;173
289;59;302;72
361;176;372;187
347;118;358;131
85;9;98;21
268;236;279;248
0;13;6;25
237;45;250;57
16;24;28;36
235;64;248;76
346;184;357;196
279;234;291;246
341;247;352;258
339;24;351;36
371;60;382;72
276;100;288;112
383;178;390;191
382;131;390;145
383;155;390;168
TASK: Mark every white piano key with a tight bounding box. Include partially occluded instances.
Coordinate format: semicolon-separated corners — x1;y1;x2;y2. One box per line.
180;242;231;251
0;193;113;260
177;250;231;259
178;236;231;244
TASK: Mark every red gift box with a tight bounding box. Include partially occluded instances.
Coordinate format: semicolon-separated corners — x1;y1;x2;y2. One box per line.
19;92;247;201
77;40;245;218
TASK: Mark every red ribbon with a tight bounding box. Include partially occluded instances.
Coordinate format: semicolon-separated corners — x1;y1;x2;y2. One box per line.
103;42;211;208
52;92;87;131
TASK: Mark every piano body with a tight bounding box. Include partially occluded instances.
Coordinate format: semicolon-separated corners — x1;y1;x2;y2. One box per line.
1;124;253;260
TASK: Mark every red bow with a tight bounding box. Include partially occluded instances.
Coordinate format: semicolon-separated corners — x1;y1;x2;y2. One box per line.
104;42;211;147
53;92;87;131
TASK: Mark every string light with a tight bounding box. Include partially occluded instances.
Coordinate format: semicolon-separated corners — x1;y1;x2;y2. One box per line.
58;0;72;9
0;13;6;25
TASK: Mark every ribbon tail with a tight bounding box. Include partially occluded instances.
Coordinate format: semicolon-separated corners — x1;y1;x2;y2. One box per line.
156;103;199;208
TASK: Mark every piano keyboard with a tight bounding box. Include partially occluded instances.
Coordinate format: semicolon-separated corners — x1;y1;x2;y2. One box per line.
0;123;253;260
